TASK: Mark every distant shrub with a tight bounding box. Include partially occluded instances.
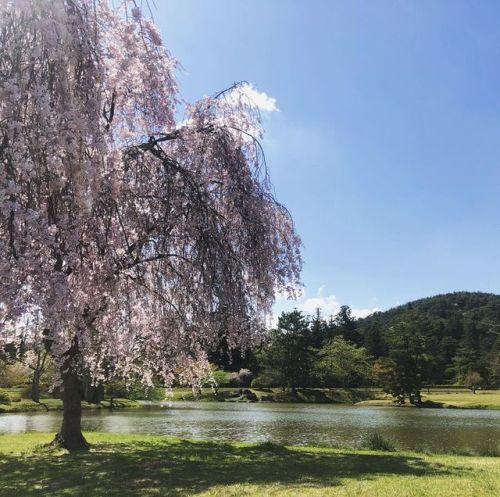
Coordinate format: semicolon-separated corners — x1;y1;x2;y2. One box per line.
0;363;30;388
251;370;284;389
144;387;167;401
131;385;165;401
251;375;274;389
231;369;253;387
364;433;395;452
210;368;234;388
0;389;11;405
105;381;165;401
104;381;128;399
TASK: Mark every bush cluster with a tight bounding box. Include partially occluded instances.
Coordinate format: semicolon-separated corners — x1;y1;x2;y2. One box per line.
0;388;12;405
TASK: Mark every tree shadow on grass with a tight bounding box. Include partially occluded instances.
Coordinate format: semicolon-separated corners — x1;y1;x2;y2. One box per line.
0;438;465;497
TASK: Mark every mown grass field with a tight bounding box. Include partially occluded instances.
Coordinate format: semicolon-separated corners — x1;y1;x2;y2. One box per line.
423;389;500;409
356;389;500;409
0;432;498;497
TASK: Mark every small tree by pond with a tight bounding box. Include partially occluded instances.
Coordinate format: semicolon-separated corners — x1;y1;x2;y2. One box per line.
314;337;372;388
464;370;483;394
256;311;313;392
374;314;437;405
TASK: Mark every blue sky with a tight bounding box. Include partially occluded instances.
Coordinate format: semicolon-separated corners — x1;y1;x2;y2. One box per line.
154;0;500;319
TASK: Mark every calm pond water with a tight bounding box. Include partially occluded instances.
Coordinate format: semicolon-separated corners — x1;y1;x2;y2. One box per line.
1;402;499;452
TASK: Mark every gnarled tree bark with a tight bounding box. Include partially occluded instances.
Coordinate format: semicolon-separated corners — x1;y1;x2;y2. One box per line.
51;349;88;451
52;367;88;450
30;370;41;403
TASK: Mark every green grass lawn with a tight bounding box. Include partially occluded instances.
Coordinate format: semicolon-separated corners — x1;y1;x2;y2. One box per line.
356;389;500;409
423;389;500;409
0;433;498;497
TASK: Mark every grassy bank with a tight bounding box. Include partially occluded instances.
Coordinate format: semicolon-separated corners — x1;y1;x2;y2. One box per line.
2;387;499;413
0;398;138;413
170;387;379;404
171;387;500;409
356;389;500;410
0;433;498;496
0;388;139;413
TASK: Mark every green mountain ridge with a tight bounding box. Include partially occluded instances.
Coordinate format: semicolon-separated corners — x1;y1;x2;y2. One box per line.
212;292;500;390
357;291;500;386
362;291;500;323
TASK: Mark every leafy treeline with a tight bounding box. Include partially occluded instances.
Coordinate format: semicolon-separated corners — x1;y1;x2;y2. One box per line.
359;291;500;387
211;292;500;403
3;292;498;406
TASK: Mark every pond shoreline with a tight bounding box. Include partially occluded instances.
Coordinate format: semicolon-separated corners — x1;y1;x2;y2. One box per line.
354;399;500;410
170;387;500;410
2;387;499;413
0;398;140;414
2;401;499;454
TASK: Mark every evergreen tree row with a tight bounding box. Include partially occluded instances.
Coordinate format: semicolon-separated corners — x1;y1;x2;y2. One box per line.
210;292;500;402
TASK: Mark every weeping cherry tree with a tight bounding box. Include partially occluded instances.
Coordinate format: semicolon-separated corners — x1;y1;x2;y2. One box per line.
0;0;302;450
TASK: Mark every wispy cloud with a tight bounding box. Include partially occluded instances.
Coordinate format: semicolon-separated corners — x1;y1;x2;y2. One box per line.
299;287;380;319
300;288;340;316
272;286;380;326
229;83;279;113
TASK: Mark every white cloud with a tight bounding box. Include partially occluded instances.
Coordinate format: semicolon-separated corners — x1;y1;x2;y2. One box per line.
271;286;380;326
300;292;341;316
230;83;279;113
351;307;380;319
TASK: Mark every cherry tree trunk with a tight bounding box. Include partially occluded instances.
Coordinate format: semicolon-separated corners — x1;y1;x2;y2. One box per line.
52;368;88;451
30;371;40;403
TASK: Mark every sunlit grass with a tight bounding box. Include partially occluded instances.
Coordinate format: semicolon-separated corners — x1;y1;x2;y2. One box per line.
0;432;498;496
356;389;500;409
424;390;500;409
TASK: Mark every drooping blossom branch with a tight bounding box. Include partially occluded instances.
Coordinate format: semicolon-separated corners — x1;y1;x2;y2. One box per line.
0;0;302;390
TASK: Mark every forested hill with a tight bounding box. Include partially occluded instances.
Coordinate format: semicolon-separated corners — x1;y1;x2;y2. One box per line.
211;291;500;390
361;291;500;327
357;291;500;385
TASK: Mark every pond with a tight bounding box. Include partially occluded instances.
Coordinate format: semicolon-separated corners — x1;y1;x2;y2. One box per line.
1;402;499;452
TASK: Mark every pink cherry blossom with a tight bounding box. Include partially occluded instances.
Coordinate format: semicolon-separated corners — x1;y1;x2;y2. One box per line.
0;0;302;439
